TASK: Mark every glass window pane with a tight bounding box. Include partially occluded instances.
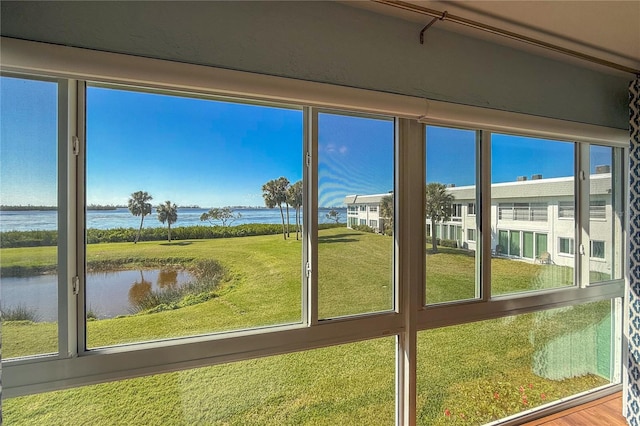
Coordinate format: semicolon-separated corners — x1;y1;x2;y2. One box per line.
523;231;534;259
492;135;574;295
425;126;478;305
418;300;619;425
536;234;548;258
510;230;521;257
86;86;303;348
1;76;59;358
589;145;623;283
318;112;394;319
4;337;395;424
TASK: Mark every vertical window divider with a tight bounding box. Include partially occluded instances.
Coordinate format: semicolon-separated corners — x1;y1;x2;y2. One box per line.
56;79;75;358
306;107;318;326
76;80;87;354
577;143;590;288
396;118;423;426
479;130;491;301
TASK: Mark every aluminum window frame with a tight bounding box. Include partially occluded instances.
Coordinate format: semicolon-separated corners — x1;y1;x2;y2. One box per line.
0;38;628;425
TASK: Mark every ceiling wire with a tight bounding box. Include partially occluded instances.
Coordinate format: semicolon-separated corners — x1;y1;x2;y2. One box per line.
373;0;640;76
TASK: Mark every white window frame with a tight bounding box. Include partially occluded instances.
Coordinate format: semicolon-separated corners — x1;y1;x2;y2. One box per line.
559;236;575;256
591;240;606;260
1;38;628;425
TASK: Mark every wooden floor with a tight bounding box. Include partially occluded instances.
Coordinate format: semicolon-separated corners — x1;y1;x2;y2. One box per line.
523;392;626;426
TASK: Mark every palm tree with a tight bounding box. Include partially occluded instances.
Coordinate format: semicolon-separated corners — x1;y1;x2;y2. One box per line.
425;182;454;253
262;177;290;239
128;191;153;244
156;200;178;242
379;194;394;236
287;180;303;240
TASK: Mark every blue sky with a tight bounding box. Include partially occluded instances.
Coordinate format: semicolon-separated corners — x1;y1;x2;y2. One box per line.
1;77;613;207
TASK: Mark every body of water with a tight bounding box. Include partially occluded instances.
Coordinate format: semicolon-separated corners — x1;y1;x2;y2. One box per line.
1;269;194;321
0;207;347;232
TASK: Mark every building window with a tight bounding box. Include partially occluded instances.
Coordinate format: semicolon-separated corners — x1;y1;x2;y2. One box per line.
467;228;476;241
451;203;462;221
559;237;575;255
369;220;378;228
558;201;574;218
591;240;605;259
369;206;377;213
467;203;476;215
1;42;626;426
425;126;477;305
499;203;547;221
590;199;606;219
1;76;60;358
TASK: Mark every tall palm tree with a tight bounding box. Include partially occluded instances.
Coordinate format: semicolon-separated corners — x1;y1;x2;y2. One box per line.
425;182;454;253
156;200;178;242
287;180;303;240
379;194;394;236
128;191;153;244
262;177;290;239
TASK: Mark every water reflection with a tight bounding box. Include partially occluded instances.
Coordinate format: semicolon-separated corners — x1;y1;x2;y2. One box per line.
157;269;178;288
2;269;193;321
128;270;152;306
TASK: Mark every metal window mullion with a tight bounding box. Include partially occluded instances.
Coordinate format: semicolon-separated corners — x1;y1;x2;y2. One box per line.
396;118;423;426
57;79;79;359
306;107;318;326
76;81;87;355
480;131;491;300
577;143;590;288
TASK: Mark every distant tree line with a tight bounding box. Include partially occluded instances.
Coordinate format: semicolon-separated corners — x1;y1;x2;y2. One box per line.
0;223;345;248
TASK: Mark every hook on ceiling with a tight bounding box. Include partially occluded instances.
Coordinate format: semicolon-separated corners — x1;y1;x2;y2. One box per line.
420;10;448;44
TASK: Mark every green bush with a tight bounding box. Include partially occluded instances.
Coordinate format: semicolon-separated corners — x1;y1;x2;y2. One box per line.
352;224;374;233
0;230;58;248
440;239;458;248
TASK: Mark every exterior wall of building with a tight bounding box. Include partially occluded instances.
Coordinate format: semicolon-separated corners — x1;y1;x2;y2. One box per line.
348;175;614;272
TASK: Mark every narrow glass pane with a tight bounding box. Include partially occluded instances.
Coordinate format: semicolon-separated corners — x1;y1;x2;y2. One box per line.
318;112;394;319
589;145;623;283
510;230;521;257
418;300;619;425
523;231;534;259
86;86;303;348
536;234;548;257
425;126;478;305
492;135;575;295
1;76;59;358
4;338;395;424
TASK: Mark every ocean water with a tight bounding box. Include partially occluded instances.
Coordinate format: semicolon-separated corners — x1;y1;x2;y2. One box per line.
0;207;347;231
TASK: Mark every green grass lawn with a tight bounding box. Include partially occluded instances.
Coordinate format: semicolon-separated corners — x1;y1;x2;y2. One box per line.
2;228;615;425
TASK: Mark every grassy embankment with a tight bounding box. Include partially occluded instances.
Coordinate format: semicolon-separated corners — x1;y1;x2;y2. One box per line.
2;228;611;425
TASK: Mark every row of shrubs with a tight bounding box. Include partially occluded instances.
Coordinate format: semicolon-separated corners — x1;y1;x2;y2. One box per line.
0;223;345;248
351;224;393;236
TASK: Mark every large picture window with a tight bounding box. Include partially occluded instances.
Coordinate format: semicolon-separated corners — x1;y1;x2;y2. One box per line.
1;76;60;359
425;126;478;305
85;85;304;347
491;134;575;295
318;112;394;319
0;40;627;426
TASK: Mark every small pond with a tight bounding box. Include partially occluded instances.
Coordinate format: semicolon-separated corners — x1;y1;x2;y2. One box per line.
1;269;194;322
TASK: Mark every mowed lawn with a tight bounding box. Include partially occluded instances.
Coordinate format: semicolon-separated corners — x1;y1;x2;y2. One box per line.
2;228;613;425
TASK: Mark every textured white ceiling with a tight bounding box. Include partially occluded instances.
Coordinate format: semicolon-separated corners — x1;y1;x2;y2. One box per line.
347;1;640;75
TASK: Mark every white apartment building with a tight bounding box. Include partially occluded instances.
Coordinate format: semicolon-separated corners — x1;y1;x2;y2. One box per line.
344;193;390;233
345;171;618;277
